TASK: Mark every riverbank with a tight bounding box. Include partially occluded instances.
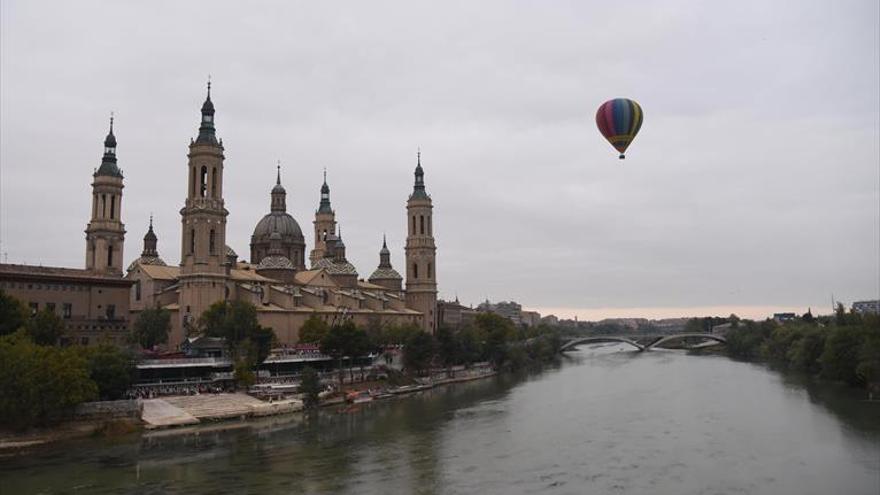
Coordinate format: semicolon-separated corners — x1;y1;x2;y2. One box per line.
0;366;499;454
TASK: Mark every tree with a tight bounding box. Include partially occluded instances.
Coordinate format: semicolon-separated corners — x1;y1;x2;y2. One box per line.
200;300;276;385
320;320;358;384
25;308;64;346
476;313;515;365
0;332;97;429
82;344;135;400
299;366;321;409
403;331;436;376
298;315;329;344
0;291;27;337
131;307;171;349
820;326;867;385
435;326;461;367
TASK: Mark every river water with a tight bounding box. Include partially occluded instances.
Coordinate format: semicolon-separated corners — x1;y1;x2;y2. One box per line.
3;346;879;494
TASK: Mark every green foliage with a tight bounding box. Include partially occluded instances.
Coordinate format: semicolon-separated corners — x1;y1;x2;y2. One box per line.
403;331;435;375
25;308;65;346
0;332;97;429
456;324;486;365
475;313;515;365
378;323;421;346
299;366;321;409
820;326;869;385
234;357;256;387
856;332;880;385
785;327;826;372
131;308;171;349
320;320;373;382
199;300;276;385
435;326;461;366
725;320;775;359
298;315;329;344
0;290;27;337
81;344;135;400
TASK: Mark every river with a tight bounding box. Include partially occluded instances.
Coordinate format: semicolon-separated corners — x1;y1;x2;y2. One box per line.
2;345;878;494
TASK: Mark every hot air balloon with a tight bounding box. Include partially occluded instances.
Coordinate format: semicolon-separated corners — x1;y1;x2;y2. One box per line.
596;98;643;159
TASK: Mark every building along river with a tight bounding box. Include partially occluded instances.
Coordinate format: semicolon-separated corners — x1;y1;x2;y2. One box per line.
2;345;878;494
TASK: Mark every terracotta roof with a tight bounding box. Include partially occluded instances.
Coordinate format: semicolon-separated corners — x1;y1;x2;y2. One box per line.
230;269;274;282
139;264;180;281
0;263;132;285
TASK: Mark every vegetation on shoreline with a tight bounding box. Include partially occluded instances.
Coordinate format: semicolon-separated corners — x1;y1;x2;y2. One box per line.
0;291;135;430
718;305;879;389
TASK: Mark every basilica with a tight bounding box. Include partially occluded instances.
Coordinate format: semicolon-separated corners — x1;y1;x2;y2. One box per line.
70;84;436;348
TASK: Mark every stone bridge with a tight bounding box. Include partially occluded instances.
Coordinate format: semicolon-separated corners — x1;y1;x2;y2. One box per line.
559;333;727;352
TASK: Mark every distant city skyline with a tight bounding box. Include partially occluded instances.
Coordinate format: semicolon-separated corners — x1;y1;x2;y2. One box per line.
1;1;877;321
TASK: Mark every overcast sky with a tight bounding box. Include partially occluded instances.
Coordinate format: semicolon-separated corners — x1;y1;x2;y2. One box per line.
1;1;877;320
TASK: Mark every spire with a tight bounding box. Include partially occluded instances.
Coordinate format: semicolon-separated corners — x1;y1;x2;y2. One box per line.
271;161;287;212
318;168;333;213
379;235;392;268
96;113;122;177
142;216;158;256
410;148;428;199
196;77;218;145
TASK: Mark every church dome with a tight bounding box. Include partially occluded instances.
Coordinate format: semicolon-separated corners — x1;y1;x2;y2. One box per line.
252;212;304;241
257;254;295;270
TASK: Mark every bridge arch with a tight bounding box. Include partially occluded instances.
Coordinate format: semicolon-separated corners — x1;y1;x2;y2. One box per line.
646;333;727;350
559;336;645;352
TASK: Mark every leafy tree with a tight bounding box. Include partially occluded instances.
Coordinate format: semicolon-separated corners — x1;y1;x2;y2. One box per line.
131;307;171;349
82;344;135;400
476;313;515;365
820;326;867;385
725;320;775;359
0;332;97;429
320;320;359;384
856;332;880;386
435;326;461;367
298;315;329;344
456;324;485;365
0;290;27;337
380;323;421;346
200;300;276;385
299;366;321;409
25;307;64;346
403;331;435;375
785;326;825;372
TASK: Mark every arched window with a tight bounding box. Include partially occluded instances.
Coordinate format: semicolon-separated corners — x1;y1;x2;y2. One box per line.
135;280;141;301
101;194;107;218
191;167;196;197
107;245;114;267
428;216;432;235
190;228;195;254
209;229;216;254
109;195;116;219
413;262;418;279
420;215;425;235
427;262;432;279
200;166;208;197
211;167;217;198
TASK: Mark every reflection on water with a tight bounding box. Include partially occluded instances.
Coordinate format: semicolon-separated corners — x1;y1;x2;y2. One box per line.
3;347;878;494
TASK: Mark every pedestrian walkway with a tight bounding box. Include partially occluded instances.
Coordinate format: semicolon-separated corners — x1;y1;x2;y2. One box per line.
141;399;200;429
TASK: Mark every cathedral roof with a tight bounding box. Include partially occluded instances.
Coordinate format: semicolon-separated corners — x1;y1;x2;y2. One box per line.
368;267;402;281
257;254;295;270
313;257;358;275
252;212;304;242
126;255;167;273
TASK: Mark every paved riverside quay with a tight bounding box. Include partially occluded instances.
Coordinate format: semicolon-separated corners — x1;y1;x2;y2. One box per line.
559;333;727;352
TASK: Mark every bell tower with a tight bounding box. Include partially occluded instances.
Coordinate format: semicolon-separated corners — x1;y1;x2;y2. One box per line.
404;151;437;333
309;169;337;267
178;81;229;342
85;115;125;275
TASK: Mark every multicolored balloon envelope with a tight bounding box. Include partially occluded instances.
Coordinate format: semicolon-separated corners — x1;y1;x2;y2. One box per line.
596;98;643;159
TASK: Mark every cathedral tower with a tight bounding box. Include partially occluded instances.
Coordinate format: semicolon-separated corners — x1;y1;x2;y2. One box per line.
309;170;337;267
178;82;228;338
405;152;437;333
85;115;125;275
